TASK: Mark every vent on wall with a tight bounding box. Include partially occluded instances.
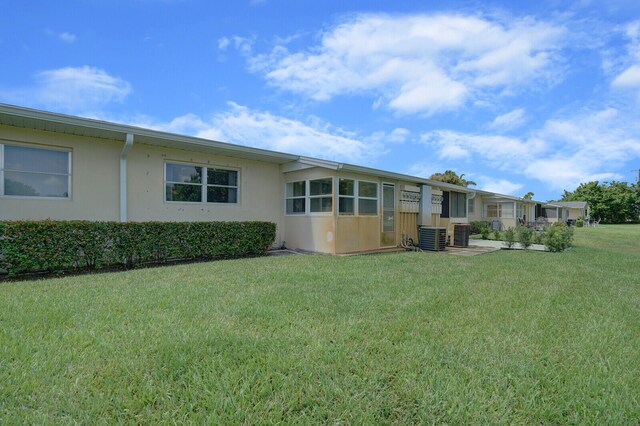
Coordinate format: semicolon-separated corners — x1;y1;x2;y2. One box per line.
418;226;447;251
453;224;470;247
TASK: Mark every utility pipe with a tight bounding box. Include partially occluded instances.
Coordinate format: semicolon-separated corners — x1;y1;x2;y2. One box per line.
119;133;134;222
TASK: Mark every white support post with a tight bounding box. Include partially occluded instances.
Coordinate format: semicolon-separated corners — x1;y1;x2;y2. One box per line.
120;134;134;222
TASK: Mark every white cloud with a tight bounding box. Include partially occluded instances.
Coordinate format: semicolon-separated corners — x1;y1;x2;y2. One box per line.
421;130;545;165
249;13;565;115
59;32;76;43
133;103;384;163
45;29;76;43
419;108;640;191
233;36;254;56
478;176;523;195
217;37;230;50
612;21;640;90
0;66;131;112
488;108;526;131
365;127;410;144
612;64;640;87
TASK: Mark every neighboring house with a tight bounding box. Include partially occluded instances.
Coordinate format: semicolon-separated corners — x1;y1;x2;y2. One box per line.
0;103;548;254
549;201;589;220
467;190;541;229
542;203;571;223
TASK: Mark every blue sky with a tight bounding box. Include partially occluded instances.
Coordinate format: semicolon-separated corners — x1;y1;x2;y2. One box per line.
2;0;640;201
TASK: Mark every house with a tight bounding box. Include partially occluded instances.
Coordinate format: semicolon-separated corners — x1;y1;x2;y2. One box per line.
548;201;589;220
0;103;542;254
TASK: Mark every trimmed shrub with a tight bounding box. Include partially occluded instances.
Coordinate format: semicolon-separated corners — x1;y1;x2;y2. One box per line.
503;228;516;249
576;219;584;227
533;230;545;245
0;220;276;276
470;221;490;234
517;226;534;250
480;226;490;240
543;223;575;252
493;230;501;241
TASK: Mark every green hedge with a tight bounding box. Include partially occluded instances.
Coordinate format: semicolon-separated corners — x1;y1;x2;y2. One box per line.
0;220;276;276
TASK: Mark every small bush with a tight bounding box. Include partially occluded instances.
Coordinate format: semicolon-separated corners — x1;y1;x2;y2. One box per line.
517;226;534;250
493;230;501;241
576;219;584;227
544;223;574;252
470;221;491;234
503;228;516;249
0;220;276;276
480;226;490;240
533;231;545;245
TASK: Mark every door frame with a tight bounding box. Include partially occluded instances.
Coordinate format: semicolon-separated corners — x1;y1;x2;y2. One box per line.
381;182;396;247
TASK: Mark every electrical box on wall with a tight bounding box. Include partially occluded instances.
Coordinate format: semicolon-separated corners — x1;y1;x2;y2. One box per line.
399;188;420;213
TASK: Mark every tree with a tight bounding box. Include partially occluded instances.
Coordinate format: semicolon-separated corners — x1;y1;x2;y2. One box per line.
429;170;476;187
523;191;534;200
561;181;640;223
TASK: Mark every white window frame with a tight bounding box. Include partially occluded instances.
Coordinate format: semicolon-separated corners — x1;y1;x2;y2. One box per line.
285;180;307;215
284;177;334;216
0;142;72;200
338;178;355;216
164;161;240;205
308;177;333;215
467;197;474;214
357;179;379;216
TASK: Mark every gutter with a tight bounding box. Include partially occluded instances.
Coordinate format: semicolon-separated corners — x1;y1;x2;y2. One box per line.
120;133;134;222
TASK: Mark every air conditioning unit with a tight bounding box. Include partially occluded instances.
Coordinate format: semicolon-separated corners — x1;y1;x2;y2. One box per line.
418;226;447;251
453;224;470;247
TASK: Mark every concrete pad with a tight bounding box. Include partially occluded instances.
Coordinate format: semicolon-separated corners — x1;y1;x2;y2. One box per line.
468;239;547;252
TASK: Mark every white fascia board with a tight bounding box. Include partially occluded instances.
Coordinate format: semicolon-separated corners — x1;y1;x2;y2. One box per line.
338;163;474;193
0;103;298;164
281;161;316;173
297;157;340;170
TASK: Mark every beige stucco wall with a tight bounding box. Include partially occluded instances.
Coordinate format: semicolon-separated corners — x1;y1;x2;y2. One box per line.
0;126;286;246
566;207;586;220
0;125;121;221
125;143;284;245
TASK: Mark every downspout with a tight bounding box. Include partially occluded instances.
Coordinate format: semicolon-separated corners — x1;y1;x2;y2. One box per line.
120;133;134;222
467;191;476;218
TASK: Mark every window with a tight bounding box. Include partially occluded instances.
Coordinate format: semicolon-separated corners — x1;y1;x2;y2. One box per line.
165;162;238;204
500;203;514;218
286;178;333;214
516;203;524;219
286;181;306;214
485;203;498;218
208;168;238;203
1;143;71;198
483;202;514;218
358;181;378;215
338;178;355;215
450;191;467;218
309;178;332;213
165;163;202;202
467;198;474;213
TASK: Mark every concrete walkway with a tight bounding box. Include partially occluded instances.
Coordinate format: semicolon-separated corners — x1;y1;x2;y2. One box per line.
469;239;547;252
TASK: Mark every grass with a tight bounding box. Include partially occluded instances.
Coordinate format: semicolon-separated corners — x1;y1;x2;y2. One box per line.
1;225;639;423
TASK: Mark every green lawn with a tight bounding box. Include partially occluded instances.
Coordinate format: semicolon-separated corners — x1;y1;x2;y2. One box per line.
1;225;639;423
